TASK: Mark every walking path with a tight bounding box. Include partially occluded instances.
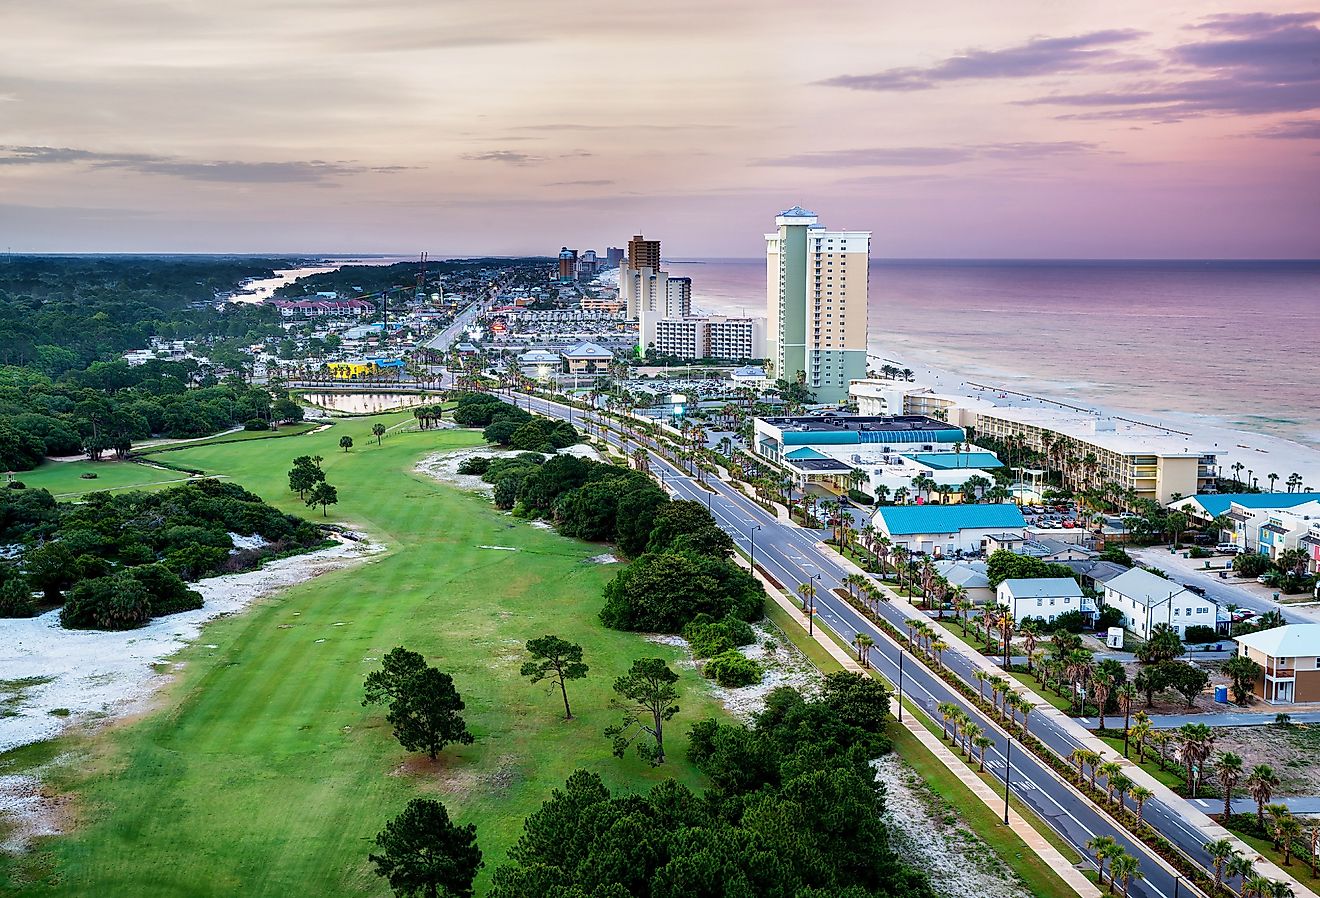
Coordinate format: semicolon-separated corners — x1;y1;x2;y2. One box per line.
745;558;1101;898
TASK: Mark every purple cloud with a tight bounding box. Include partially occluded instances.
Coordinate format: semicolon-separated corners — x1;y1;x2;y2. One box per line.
461;150;540;165
757;142;1097;168
1022;13;1320;120
0;145;396;183
818;29;1148;91
1253;119;1320;139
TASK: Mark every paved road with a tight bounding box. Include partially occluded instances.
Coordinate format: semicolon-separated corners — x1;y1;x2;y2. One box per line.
512;392;1228;898
1099;710;1320;730
424;292;491;352
1130;546;1305;624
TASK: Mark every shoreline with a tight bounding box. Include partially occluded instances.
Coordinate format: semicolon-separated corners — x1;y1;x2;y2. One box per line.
866;344;1320;490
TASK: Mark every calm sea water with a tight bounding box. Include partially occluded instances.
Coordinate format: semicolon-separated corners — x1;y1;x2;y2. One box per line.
665;259;1320;449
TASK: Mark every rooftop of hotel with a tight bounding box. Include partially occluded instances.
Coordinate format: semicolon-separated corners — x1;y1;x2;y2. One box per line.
977;405;1213;457
875;503;1026;536
759;414;957;434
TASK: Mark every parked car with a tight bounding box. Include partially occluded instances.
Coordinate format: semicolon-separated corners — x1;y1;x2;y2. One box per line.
1257;574;1272;584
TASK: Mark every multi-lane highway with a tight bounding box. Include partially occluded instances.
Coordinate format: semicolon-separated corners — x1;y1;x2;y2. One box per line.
510;390;1235;898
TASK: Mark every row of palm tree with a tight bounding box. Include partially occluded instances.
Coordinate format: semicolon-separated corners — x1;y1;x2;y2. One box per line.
1204;830;1300;897
1084;835;1144;896
935;700;993;771
964;668;1035;737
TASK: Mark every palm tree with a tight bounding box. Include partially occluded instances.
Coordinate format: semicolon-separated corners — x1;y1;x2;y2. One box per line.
973;669;989;702
937;701;958;741
1069;747;1088;779
1086;834;1119;886
1205;838;1235;892
1083;749;1103;791
1225;853;1254;893
1020;619;1041;673
1286;472;1303;493
1215;752;1244;819
1099;760;1123;803
1247;764;1280;827
1272;807;1302;865
1018;696;1034;738
961;721;981;759
1108;851;1142;898
1308;819;1320;876
973;734;993;771
371;422;387;445
1179;723;1215;798
1129;785;1153;828
1117;684;1138;757
931;637;948;668
1268;472;1279;492
1130;713;1153;763
796;581;817;614
1092;672;1114;731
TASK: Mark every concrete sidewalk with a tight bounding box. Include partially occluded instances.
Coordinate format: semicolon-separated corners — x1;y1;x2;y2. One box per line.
754;564;1100;898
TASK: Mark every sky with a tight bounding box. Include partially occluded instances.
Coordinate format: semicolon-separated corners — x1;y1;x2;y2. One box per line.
2;0;1319;257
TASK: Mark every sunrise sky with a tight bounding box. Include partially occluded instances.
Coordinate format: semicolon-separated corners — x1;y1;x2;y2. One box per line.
3;0;1319;256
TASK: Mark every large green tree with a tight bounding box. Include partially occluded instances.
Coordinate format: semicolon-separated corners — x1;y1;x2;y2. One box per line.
605;658;680;765
520;635;589;720
387;666;475;760
369;798;483;898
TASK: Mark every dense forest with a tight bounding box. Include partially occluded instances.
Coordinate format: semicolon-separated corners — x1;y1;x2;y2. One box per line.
0;478;326;623
274;257;552;300
0;256;306;470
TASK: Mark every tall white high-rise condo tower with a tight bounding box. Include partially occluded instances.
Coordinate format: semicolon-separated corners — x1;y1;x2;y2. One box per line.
765;206;870;403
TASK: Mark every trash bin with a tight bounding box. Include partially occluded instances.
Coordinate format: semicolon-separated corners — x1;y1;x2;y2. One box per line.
1214;685;1229;703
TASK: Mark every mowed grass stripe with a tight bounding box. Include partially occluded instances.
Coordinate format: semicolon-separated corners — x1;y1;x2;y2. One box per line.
6;417;726;897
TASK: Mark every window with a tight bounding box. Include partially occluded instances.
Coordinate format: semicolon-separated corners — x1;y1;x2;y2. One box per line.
1064;597;1071;604
1036;598;1043;607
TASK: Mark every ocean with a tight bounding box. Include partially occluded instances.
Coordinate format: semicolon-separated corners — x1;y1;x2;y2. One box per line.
665;259;1320;451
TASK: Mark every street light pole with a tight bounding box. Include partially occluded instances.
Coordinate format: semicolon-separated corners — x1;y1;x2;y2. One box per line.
1003;734;1013;825
809;573;821;638
897;648;904;722
748;524;762;572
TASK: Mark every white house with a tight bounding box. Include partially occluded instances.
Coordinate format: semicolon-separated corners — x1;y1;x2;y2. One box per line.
996;578;1092;625
1102;567;1217;639
933;560;993;605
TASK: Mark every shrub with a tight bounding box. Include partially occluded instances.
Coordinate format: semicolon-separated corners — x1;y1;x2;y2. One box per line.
244;418;269;431
1183;625;1218;644
79;472;98;479
704;650;762;687
456;457;491;475
1187;546;1211;559
0;577;37;618
682;614;756;659
847;489;874;506
60;573;151;630
599;551;764;632
7;481;25;490
1232;552;1271;577
126;563;203;616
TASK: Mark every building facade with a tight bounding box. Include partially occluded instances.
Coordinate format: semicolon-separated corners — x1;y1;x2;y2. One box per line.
973;406;1216;505
765;206;870;402
997;578;1093;625
1235;625;1320;704
1101;567;1217;639
627;234;661;272
557;248;578;283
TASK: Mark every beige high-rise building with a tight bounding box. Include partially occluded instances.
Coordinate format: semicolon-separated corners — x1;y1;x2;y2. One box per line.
627;234;661;271
765;206;870;403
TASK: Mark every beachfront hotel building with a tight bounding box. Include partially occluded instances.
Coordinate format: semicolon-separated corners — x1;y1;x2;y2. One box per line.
972;406;1216;505
766;206;871;403
646;315;767;361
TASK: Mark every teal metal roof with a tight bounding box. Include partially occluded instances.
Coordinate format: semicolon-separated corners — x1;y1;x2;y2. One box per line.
1184;493;1320;517
786;447;829;460
877;503;1026;537
907;452;1004;470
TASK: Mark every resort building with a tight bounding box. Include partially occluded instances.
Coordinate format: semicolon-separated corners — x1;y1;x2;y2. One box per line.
646;316;767;361
730;365;769;387
1235;624;1320;704
848;381;992;429
997;578;1092;626
626;234;661;272
972;406;1217;504
517;349;562;380
272;299;375;319
557;248;578;283
1101;567;1217;639
872;504;1027;557
580;295;624;314
560;341;614;374
753;414;964;465
765;206;870;403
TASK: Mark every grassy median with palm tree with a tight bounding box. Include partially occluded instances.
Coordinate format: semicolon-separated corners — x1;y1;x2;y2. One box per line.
1;412;726;896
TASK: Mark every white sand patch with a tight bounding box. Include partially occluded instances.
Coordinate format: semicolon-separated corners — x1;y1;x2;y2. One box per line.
0;774;62;854
0;537;384;755
478;546;519;551
557;443;602;462
414;447;527;496
585;553;619;565
874;755;1032;898
529;521;555;531
645;622;823;722
227;532;268;551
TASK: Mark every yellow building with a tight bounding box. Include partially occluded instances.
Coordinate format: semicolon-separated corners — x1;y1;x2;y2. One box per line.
325;359;405;380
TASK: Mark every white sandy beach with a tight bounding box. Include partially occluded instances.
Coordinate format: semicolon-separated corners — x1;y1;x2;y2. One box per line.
869;348;1320;491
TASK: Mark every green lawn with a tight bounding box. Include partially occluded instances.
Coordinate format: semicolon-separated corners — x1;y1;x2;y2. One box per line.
135;421;321;454
2;414;729;897
12;459;194;498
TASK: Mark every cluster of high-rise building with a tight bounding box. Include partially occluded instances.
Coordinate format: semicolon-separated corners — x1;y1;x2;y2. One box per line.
557;246;622;283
